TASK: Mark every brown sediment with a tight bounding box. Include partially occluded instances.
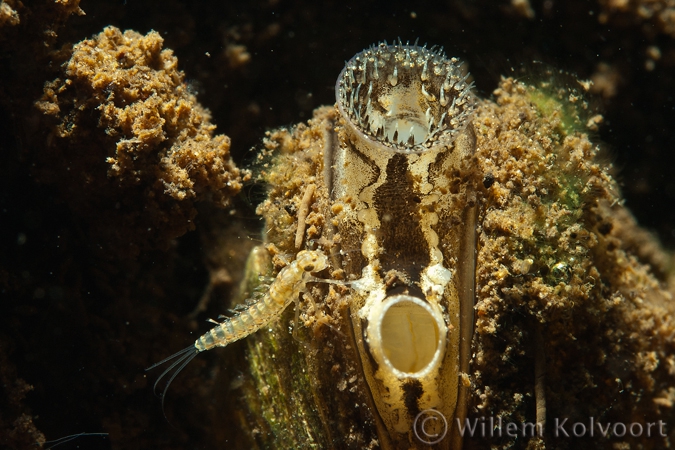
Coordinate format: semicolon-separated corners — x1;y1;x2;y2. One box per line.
1;8;248;448
35;26;248;258
598;0;675;38
0;0;21;28
0;336;45;449
509;0;535;19
590;62;623;99
607;204;674;280
0;0;83;38
469;77;675;449
254;111;333;259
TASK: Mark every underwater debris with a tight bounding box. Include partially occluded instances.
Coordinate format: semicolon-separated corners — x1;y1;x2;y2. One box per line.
470;76;675;450
0;337;45;449
0;0;83;38
35;26;247;258
598;0;675;38
0;1;20;28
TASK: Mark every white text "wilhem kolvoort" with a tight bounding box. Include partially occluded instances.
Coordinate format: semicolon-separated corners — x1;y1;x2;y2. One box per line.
455;417;666;438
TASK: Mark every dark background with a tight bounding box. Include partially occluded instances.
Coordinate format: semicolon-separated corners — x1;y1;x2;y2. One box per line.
54;0;675;246
59;0;675;246
1;1;673;449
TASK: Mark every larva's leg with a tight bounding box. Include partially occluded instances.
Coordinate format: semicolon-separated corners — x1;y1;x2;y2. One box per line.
303;291;318;311
292;292;312;347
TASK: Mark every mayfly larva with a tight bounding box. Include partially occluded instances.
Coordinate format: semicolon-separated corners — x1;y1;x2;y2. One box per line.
146;249;329;404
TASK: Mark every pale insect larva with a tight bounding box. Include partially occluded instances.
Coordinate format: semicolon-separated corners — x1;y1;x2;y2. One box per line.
146;249;329;404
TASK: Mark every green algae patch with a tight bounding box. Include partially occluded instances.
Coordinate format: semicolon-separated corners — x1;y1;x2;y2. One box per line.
527;86;587;136
521;66;597;137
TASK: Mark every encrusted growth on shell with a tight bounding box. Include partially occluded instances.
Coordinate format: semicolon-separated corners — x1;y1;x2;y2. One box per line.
336;41;476;152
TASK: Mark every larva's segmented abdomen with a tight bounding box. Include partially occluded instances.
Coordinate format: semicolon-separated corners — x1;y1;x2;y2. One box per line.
196;301;270;351
194;250;329;353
